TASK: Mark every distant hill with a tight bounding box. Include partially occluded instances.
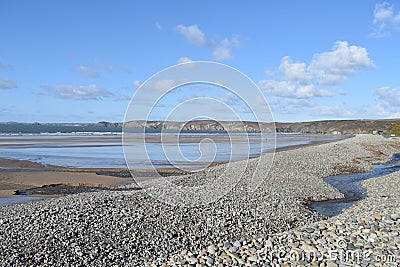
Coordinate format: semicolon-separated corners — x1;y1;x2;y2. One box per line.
123;120;273;132
123;119;400;135
274;119;400;135
3;119;399;135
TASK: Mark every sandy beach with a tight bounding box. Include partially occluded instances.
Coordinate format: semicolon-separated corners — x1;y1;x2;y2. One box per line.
0;171;131;197
0;158;133;198
0;135;399;266
0;134;347;199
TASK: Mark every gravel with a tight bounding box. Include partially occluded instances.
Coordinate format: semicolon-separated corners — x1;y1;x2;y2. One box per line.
0;134;399;266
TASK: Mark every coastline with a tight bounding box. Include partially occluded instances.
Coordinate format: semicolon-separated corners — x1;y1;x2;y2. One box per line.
1;135;400;266
274;136;352;152
0;135;350;199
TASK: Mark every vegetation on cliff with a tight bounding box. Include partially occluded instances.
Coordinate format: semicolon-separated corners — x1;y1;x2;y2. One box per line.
388;122;400;136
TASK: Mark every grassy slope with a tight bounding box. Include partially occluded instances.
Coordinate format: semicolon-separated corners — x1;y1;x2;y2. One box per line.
388;122;400;136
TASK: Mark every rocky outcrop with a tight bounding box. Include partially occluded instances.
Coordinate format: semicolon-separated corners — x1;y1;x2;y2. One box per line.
94;121;122;127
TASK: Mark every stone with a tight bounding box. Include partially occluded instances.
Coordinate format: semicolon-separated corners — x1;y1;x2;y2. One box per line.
207;245;216;255
265;240;273;248
301;244;317;252
247;255;258;262
233;241;241;247
187;257;198;264
228;246;237;253
373;214;382;220
326;261;338;267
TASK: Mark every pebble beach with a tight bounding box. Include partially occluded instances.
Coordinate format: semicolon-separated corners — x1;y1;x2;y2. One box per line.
0;135;399;266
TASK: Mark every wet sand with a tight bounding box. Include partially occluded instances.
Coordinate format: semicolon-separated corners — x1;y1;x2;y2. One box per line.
0;135;350;199
0;158;133;197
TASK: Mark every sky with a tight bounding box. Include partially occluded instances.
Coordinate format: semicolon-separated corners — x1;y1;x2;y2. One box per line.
1;0;400;123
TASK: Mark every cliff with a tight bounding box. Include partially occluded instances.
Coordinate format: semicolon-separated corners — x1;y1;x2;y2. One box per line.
123;120;276;132
122;119;400;135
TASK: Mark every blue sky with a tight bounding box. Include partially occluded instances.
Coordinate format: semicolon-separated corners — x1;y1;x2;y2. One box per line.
1;0;400;122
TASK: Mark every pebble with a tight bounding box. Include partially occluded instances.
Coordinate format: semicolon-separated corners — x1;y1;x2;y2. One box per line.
207;245;216;255
373;214;382;220
187;257;198;264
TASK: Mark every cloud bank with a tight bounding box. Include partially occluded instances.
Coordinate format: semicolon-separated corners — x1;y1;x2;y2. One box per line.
261;41;374;117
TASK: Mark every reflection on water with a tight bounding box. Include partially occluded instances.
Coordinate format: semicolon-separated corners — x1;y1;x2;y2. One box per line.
0;133;347;169
309;153;400;217
0;196;43;206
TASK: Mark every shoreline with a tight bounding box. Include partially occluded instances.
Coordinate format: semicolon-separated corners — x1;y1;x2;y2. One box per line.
0;158;134;198
0;135;350;199
1;135;400;265
275;136;352;152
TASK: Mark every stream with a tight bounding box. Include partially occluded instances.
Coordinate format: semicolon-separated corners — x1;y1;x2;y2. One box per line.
309;153;400;217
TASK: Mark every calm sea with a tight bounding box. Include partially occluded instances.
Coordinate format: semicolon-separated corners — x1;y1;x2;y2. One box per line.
0;124;347;170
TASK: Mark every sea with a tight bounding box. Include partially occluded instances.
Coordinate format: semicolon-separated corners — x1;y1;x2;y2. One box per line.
0;123;348;170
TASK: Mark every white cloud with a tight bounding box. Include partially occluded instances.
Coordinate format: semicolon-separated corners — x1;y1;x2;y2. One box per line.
279;56;312;83
260;80;293;97
395;13;400;24
310;41;374;85
177;57;193;64
259;80;332;99
212;37;239;61
76;66;100;78
265;70;276;78
261;40;371;109
216;92;251;113
90;61;131;74
213;47;232;61
94;61;113;72
336;88;348;95
154;79;177;92
133;80;141;88
374;86;400;116
117;66;132;74
43;84;113;100
283;98;314;107
371;2;400;37
309;105;354;117
268;97;314;114
0;62;13;71
0;79;17;89
155;22;162;30
259;96;369;119
175;24;239;62
374;2;394;23
114;94;131;101
175;24;206;46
